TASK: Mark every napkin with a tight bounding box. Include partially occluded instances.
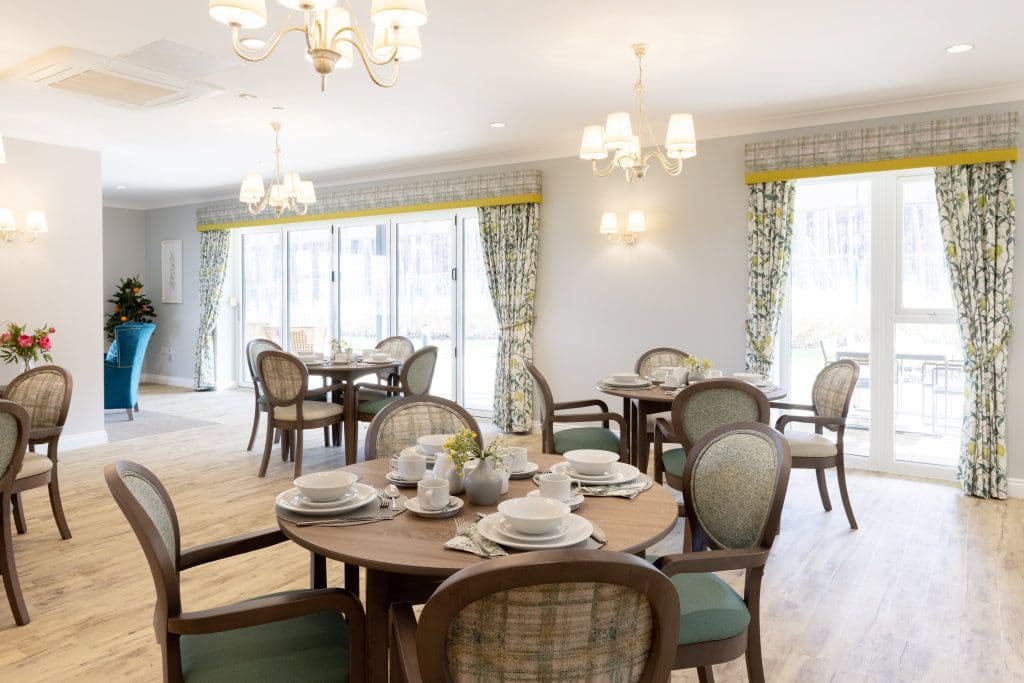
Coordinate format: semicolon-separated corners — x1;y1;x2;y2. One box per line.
445;522;508;558
578;474;653;499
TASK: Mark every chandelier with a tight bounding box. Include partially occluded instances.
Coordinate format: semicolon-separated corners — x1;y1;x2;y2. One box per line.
239;122;317;217
578;44;696;182
208;0;427;91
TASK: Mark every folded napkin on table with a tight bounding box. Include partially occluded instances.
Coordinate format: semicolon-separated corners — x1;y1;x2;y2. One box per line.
530;473;653;499
445;521;508;558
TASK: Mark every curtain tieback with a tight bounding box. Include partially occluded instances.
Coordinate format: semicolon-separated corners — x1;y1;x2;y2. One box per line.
499;317;535;332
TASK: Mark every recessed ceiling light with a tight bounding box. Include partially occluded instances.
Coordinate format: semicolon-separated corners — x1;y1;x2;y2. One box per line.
115;185;127;190
240;37;266;50
490;121;507;128
946;43;974;54
238;92;257;101
272;105;286;111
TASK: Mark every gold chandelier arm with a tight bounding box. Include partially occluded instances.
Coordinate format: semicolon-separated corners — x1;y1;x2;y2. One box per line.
247;192;273;216
334;36;401;87
332;23;400;66
231;23;309;62
643;148;682;176
591;158;617;177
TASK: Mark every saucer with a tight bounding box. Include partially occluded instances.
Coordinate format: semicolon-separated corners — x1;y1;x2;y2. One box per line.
477;512;593;550
550;461;640;485
405;496;464;518
527;489;583;511
508;462;539;479
494;514;568;542
600;377;651;388
385;471;423;488
276;483;378;516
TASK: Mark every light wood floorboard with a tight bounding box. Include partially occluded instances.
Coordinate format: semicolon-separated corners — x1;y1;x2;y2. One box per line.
1;384;1022;681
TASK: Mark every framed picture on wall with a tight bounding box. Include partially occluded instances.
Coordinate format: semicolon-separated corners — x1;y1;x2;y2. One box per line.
161;239;183;304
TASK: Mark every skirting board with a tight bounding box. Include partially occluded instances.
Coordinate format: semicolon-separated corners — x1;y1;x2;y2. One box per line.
61;430;108;452
141;373;193;388
1008;478;1024;499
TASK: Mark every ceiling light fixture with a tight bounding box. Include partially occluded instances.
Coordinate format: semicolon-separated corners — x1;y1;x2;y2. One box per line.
238;121;316;217
945;43;974;54
599;210;645;245
489;121;506;128
208;0;428;92
116;185;128;190
579;43;696;182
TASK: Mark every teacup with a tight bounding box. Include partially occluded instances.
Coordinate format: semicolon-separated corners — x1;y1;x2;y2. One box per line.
708;369;723;378
538;472;581;502
417;434;451;455
396;450;427;482
503;446;529;473
416;477;449;511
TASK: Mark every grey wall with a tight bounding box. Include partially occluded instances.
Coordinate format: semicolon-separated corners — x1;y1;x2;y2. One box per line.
102;207;147;323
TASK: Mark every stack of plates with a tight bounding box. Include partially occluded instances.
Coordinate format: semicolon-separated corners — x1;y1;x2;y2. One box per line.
549;461;640;486
600;377;652;389
275;483;378;517
477;512;593;550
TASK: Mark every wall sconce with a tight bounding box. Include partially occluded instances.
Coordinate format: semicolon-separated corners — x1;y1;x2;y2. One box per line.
599;209;646;245
0;208;48;243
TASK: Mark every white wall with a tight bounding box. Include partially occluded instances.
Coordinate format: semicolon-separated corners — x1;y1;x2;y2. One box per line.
0;138;104;446
101;207;147;348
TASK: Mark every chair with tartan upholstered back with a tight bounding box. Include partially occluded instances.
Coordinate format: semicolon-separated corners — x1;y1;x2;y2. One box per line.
354;346;438;425
652;422;791;682
0;400;31;625
390;550;679;683
105;460;366;682
364;395;482;461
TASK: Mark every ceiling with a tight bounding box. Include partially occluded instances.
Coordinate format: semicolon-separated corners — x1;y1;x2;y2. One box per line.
2;0;1023;208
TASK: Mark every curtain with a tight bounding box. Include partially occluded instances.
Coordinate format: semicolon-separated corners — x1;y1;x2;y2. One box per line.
193;231;231;391
935;162;1015;499
478;203;540;432
744;181;796;377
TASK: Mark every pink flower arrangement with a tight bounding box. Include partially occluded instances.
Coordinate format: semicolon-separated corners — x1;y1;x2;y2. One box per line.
0;322;55;371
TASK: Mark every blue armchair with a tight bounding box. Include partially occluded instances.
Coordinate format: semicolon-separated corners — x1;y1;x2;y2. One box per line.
104;322;156;420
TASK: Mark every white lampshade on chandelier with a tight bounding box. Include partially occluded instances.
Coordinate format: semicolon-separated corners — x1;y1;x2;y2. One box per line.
209;0;427;91
239;122;317;217
579;44;697;182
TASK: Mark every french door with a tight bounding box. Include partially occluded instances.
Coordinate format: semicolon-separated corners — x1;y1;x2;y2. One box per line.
779;170;962;480
237;208;498;414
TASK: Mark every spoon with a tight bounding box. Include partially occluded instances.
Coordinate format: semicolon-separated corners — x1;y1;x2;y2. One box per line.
384;484;400;511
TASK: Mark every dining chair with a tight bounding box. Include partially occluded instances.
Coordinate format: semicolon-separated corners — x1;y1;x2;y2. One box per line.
374;335;414;385
364;395;482;461
772;359;860;529
4;365;74;540
105;460;366;682
355;346;438;424
634;346;690;453
652;378;770;492
390;549;679;683
256;350;345;478
519;357;629;461
653;422;791;683
0;400;31;625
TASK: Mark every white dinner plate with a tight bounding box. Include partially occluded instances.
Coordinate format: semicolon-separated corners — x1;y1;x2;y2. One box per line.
493;514;569;542
404;496;464;518
600;377;651;388
295;489;359;508
550;461;640;486
477;512;593;550
527;489;583;511
508;461;540;479
276;483;378;516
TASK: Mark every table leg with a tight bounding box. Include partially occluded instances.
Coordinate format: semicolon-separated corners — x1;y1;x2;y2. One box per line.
365;569;391;682
623;397;633;466
310;552;327;589
344;378;358;465
636;401;651;475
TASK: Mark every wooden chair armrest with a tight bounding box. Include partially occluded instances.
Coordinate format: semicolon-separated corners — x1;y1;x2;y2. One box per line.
168;587;366;639
775;414;845;433
179;528;287;570
655;549;770;575
305;381;346;397
552;412;625;430
654;418;675;442
354;382;404;395
553;398;609;412
769;401;815;412
390;603;423;683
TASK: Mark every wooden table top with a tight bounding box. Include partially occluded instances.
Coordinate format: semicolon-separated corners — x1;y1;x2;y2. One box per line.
597;380;787;403
279;453;679;577
304;359;401;376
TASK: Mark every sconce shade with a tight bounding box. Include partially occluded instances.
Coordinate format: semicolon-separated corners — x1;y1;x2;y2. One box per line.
208;0;268;29
579;125;607;160
25;210;48;234
627;210;646;233
599;212;618;234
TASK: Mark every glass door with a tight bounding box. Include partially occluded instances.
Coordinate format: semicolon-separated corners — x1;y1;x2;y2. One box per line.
240;230;284;385
460;214;499;412
286;227;333;356
337;222;389;350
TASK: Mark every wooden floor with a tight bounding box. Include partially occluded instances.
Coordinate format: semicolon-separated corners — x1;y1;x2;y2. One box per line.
1;384;1022;682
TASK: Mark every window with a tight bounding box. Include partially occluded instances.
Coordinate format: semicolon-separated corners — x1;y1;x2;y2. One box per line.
781;170;962;477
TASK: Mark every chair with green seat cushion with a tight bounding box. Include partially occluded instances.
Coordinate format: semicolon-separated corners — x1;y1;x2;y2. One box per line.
365;395;481;461
355;346;438;427
519;358;629;462
653;423;791;683
104;460;366;683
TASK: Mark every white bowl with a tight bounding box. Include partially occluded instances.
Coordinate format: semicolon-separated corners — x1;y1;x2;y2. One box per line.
293;470;358;503
564;449;620;475
497;496;570;535
611;372;639;383
417;434;451;455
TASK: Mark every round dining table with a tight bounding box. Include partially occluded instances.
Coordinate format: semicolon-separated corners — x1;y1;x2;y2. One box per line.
279;452;680;681
305;359;401;464
597;380;787;473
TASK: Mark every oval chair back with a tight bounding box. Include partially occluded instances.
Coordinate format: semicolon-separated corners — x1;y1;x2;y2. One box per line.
5;365;73;433
412;550;679;682
375;336;414;383
0;399;32;624
517;357;553;425
364;395;482;460
399;346;438;396
246;338;282;389
682;422;791;552
811;359;860;429
257;350;308;413
669;378;770;453
635;347;689;378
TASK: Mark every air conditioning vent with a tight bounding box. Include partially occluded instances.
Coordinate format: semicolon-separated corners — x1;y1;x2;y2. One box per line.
0;46;226;109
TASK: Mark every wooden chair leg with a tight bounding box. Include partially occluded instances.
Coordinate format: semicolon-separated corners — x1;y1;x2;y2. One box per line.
258;423;274;477
125;408;134;421
46;439;71;539
697;665;715;683
835;462;858;529
323;426;330;448
293;429;305;477
1;493;30;625
281;430;291;462
246;404;261;452
11;492;27;535
815;468;832;511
